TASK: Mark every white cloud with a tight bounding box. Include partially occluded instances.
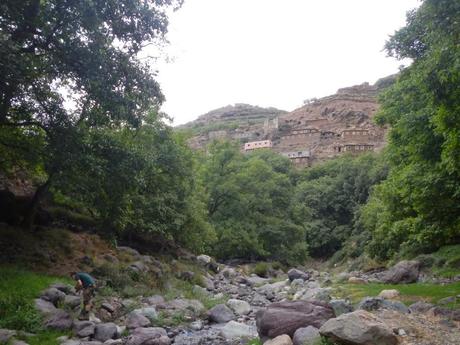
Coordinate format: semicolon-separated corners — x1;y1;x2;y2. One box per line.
150;0;420;125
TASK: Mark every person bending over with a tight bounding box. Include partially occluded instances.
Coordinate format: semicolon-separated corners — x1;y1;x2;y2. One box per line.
70;271;96;320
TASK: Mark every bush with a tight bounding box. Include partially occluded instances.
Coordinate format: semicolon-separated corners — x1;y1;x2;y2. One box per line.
253;262;269;278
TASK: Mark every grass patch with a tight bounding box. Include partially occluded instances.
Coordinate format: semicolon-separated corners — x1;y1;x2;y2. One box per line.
246;339;262;345
0;266;70;333
19;330;69;345
333;282;460;306
431;244;460;278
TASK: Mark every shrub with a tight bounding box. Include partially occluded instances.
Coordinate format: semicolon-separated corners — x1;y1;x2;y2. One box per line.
253;262;269;278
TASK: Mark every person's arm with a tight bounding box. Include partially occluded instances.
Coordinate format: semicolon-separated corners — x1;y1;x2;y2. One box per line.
75;279;83;292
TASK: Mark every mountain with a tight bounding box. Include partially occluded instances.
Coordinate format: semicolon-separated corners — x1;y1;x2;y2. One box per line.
178;76;396;165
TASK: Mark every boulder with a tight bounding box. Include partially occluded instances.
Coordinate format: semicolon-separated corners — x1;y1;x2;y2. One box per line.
50;283;75;294
246;275;269;287
190;320;204;331
319;310;397;345
381;260;420;284
94;323;118;342
196;254;212;265
44;309;73;330
288;269;310;282
329;299;353;316
143;295;165;306
256;300;335;339
168;299;205;315
263;334;293;345
64;295;81;309
34;298;57;315
117;246;141;257
220;321;257;340
378;289;400;299
298;288;331;303
292;326;320;345
73;320;96;338
132;307;158;320
11;340;29;345
129;261;149;273
408;301;434;313
357;297;409;314
101;302;116;313
0;329;16;343
40;287;66;306
208;304;235;323
126;311;151;329
348;277;367;285
126;327;170;345
226;299;251;316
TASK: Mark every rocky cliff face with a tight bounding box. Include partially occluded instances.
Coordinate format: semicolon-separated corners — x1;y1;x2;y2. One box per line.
179;76;395;165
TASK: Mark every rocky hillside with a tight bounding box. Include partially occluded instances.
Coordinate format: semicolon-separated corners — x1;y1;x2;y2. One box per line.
179;76;396;165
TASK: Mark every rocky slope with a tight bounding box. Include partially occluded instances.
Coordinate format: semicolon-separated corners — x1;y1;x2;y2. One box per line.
3;248;459;345
178;76;396;166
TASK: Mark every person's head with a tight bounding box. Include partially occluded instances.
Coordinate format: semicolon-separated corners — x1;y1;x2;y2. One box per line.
70;271;77;280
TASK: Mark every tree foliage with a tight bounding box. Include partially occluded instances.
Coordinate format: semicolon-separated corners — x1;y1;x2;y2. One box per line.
362;0;460;259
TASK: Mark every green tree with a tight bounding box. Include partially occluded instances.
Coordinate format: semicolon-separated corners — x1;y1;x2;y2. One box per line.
0;0;182;227
362;0;460;259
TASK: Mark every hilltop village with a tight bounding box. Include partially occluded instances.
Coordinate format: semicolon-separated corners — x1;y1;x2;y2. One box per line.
181;78;392;166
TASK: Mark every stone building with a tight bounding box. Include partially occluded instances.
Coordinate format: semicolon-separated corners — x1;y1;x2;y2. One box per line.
244;140;272;151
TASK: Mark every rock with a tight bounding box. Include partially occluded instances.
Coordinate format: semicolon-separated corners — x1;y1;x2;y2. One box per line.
50;283;75;295
319;310;397;345
288;269;310;282
168;299;205;315
73;320;96;338
256;300;335;339
357;297;409;314
11;340;29;345
378;289;400;299
61;340;81;345
101;302;116;313
220;321;257;340
56;335;69;343
335;272;351;283
438;296;456;305
252;293;271;307
381;260;420;284
408;301;434;313
0;329;16;343
258;281;288;296
44;309;73;330
293;326;320;345
129;261;148;273
196;254;212;265
94;323;118;342
329;299;353;316
263;334;293;345
35;298;57;314
246;275;269;287
192;285;210;296
202;276;215;290
208;304;235;323
348;277;367;284
126;311;151;329
143;295;165;306
299;288;331;303
226;299;251;316
132;307;157;320
290;279;305;289
221;267;237;279
117;246;141;257
102;254;119;264
179;271;195;281
64;295;82;309
126;327;170;345
40;287;66;306
190;320;203;331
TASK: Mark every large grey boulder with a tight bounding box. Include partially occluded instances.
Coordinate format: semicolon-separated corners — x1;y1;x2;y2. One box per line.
50;283;75;295
34;298;57;314
126;311;151;329
220;321;257;340
94;323;118;342
44;309;73;330
73;320;96;338
64;295;82;309
196;254;212;265
292;326;320;345
0;329;16;343
40;287;66;306
288;269;310;282
226;299;251;316
132;307;158;320
319;310;398;345
408;301;434;313
256;300;335;339
167;298;205;315
143;295;165;306
381;260;420;284
126;327;170;345
208;304;235;323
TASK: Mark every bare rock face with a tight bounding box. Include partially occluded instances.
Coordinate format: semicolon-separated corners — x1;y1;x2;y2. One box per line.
319;310;397;345
256;300;335;339
380;260;420;284
44;309;73;330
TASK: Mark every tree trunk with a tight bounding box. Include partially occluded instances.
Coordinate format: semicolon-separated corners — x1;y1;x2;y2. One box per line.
21;177;51;230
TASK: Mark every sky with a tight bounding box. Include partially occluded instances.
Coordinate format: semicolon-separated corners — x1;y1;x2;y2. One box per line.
152;0;421;125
